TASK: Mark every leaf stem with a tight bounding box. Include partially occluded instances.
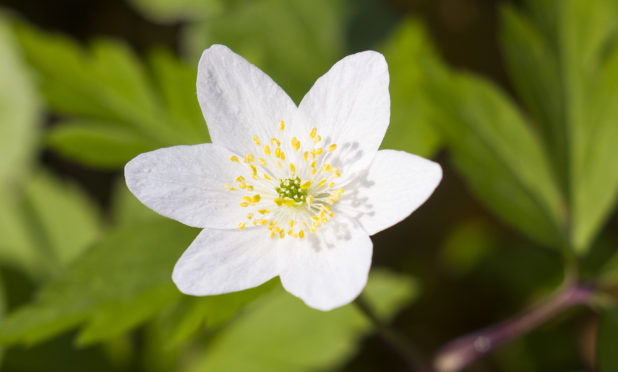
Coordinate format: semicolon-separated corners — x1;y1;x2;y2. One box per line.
432;282;595;372
355;295;431;372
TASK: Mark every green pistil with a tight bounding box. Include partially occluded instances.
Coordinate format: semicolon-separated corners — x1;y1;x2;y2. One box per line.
276;177;307;203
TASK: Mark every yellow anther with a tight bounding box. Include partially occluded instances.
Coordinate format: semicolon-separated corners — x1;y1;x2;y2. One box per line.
310;226;317;233
312;168;317;175
240;202;249;207
245;153;255;162
230;156;240;162
310;127;317;139
300;181;311;190
224;183;236;191
280;120;285;131
238;222;246;230
253;135;260;146
258;158;267;166
315;135;322;143
289;220;295;228
291;137;300;151
318;179;327;188
288;229;294;236
249;165;257;176
299;230;305;239
238;182;247;189
284;199;295;207
271;138;280;147
235;176;245;183
252;194;261;203
329;182;335;188
279;230;284;239
328;144;337;152
323;164;331;172
290;163;296;173
264;146;271;156
247;213;254;219
274;198;283;206
315;148;323;155
270;231;276;238
304;151;309;161
242;196;252;203
258;209;270;214
275;147;281;158
263;173;272;180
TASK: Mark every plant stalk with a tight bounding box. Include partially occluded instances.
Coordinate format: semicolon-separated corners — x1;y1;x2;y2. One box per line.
432;283;594;372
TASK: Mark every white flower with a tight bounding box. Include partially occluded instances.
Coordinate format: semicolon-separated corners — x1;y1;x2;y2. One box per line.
124;45;442;311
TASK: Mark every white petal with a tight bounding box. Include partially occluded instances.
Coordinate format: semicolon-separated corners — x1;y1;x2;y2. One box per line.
341;150;442;236
298;51;390;180
173;228;280;295
279;217;373;311
197;44;298;155
125;143;250;229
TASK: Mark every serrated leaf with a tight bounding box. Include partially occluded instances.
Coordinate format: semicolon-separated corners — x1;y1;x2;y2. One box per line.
0;16;40;193
0;219;197;346
25;171;102;266
598;306;618;371
426;70;567;248
500;0;618;252
379;19;441;158
16;24;210;169
183;0;347;102
187;269;417;372
46;121;160;169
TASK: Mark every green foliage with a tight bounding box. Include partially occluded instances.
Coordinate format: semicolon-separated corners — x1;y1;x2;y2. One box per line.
15;25;209;169
127;0;223;23
182;0;347;103
598;306;618;371
0;219;196;346
379;19;442;158
185;270;417;372
501;0;618;252
0;16;40;193
425;69;567;248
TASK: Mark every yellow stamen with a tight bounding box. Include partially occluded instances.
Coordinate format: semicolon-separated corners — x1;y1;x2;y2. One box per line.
238;222;246;230
328;144;337;152
230;156;239;162
253;135;260;146
280;120;285;131
300;181;311;190
310;127;317;139
264;146;271;156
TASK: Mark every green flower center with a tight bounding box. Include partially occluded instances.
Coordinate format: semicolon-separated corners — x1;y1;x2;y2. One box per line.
276;177;307;203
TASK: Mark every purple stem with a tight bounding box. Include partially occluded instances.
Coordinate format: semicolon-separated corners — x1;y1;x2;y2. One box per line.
433;283;594;372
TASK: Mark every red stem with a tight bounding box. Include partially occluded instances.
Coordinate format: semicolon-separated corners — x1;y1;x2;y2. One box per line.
433;283;594;372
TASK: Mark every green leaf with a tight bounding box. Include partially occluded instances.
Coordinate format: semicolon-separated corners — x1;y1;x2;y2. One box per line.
46;121;160;169
598;306;618;371
25;171;102;266
379;19;442;158
16;24;210;168
0;16;40;193
426;70;567;248
0;219;197;346
500;0;618;252
187;269;418;372
182;0;347;102
128;0;223;23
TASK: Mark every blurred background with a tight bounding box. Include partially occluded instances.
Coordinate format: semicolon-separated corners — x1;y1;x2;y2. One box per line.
0;0;617;371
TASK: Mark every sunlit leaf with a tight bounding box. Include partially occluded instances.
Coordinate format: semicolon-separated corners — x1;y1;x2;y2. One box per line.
25;171;102;266
16;24;209;169
182;0;347;102
501;0;618;252
0;16;40;193
128;0;223;23
46;121;159;169
379;19;441;158
425;69;567;248
0;219;197;346
187;269;417;372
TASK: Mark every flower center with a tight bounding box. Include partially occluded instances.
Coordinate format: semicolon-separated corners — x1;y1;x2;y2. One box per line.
224;121;344;239
276;177;307;203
